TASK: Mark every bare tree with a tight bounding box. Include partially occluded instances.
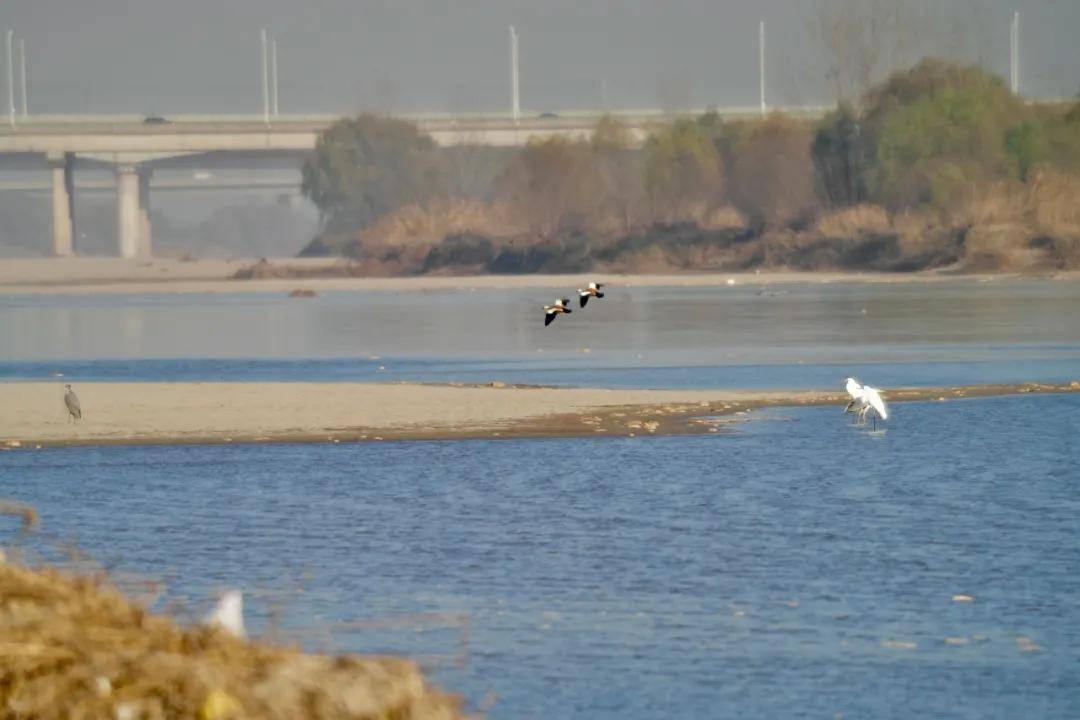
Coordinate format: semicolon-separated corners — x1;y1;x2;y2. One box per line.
591;115;645;232
813;0;991;106
730;114;816;229
498;137;604;236
814;0;905;104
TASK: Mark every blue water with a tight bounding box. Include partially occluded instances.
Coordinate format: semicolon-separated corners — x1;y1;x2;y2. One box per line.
3;394;1079;719
2;354;1079;390
3;281;1078;389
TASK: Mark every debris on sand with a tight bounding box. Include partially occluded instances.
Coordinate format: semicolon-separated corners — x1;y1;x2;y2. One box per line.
0;562;466;719
288;288;317;298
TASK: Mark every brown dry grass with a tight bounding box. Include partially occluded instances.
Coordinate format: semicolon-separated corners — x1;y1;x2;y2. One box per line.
1026;167;1080;240
360;199;521;252
956;168;1080;270
815;205;892;240
0;558;466;719
700;205;748;231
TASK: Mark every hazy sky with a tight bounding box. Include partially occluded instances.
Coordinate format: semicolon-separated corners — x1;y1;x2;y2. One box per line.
4;0;1079;115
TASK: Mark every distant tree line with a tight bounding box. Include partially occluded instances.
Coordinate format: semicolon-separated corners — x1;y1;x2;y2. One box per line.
301;59;1080;265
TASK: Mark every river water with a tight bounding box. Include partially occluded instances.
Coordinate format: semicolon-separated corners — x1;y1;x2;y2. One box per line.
1;278;1079;718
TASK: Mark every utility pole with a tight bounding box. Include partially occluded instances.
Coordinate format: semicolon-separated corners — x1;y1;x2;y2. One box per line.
18;37;26;117
6;30;14;128
1010;11;1020;95
510;25;520;123
260;29;270;124
270;35;279;117
759;20;766;117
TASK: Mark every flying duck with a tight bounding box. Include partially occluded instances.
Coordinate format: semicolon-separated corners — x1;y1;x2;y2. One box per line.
578;281;605;308
544;298;572;326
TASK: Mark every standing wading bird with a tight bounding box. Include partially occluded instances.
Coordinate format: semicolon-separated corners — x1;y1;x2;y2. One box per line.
843;377;888;429
578;281;605;307
203;590;246;638
63;384;81;423
544;297;572;326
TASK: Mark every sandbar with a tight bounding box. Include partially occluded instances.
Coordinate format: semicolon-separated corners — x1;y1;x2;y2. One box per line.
1;381;1076;448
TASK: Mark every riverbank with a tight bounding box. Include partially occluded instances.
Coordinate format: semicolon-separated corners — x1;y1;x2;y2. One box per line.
0;257;1077;296
2;381;1076;447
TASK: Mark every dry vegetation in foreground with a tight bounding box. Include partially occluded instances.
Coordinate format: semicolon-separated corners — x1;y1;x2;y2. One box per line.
0;503;466;720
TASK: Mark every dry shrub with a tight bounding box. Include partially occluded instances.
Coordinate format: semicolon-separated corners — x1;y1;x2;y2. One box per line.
0;561;466;720
499;137;606;235
961;224;1045;271
1026;167;1080;239
891;210;936;240
815;204;892;239
729;114;816;229
361;198;519;252
952;168;1080;270
959;179;1028;227
601;244;675;274
700;205;748;231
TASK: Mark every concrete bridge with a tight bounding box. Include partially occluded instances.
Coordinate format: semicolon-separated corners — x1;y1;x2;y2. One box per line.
0;107;825;258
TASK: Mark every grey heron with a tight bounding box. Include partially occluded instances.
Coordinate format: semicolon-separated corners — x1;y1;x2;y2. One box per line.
544;298;572;326
578;282;605;308
63;385;81;422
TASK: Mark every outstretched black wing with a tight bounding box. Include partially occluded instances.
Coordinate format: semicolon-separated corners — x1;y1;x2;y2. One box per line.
544;311;556;326
579;294;590;308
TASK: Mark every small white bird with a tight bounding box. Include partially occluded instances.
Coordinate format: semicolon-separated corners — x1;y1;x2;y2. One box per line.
543;297;572;326
844;377;888;429
578;282;605;308
203;590;246;638
63;385;82;423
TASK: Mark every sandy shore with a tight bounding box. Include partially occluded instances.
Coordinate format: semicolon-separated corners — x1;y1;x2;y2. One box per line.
2;381;1076;448
1;257;1076;296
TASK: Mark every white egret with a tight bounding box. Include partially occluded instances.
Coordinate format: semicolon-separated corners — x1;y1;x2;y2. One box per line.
843;377;888;429
203;590;246;638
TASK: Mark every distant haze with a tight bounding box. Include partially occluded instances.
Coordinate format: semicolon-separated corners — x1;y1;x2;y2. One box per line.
4;0;1079;115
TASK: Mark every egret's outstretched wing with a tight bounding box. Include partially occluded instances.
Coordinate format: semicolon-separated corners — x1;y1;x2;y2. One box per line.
845;377;865;400
864;386;888;420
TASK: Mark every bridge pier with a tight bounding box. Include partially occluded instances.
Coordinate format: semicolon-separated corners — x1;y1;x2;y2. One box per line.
138;168;152;257
48;152;75;256
115;164;152;258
